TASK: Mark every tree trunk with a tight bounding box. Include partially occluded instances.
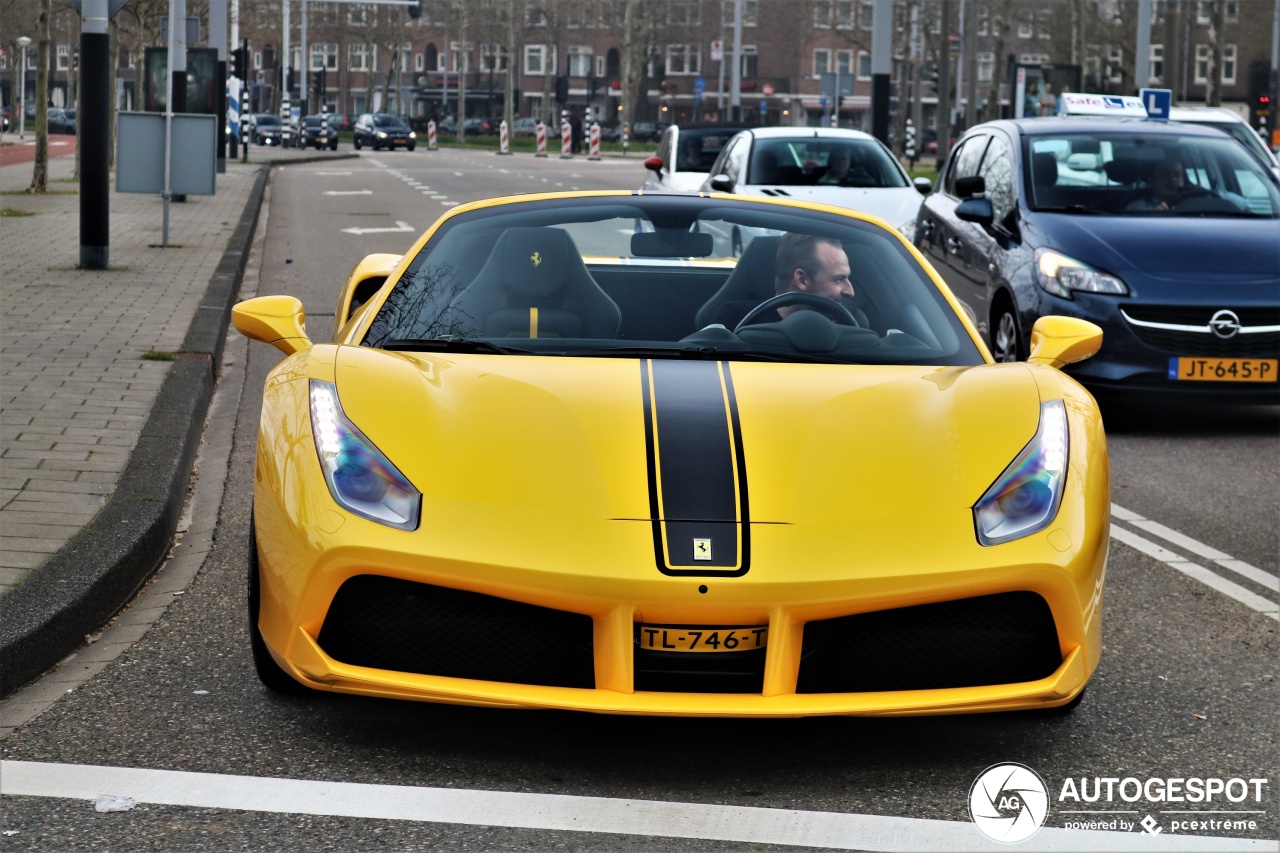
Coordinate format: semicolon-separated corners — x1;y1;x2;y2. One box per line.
1205;0;1224;106
29;0;52;194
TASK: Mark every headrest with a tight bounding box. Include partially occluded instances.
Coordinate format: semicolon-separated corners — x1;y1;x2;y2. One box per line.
486;227;579;299
1032;152;1058;187
1103;158;1148;184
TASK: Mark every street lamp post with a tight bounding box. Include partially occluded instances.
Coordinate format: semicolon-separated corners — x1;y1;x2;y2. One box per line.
17;36;31;139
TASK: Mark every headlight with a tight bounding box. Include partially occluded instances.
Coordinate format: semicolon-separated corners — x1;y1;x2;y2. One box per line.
1034;248;1129;299
408;131;416;139
973;399;1068;546
896;218;917;242
309;381;420;531
377;131;388;139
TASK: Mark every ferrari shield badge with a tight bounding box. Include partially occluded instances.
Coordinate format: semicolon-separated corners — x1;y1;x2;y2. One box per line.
693;538;712;560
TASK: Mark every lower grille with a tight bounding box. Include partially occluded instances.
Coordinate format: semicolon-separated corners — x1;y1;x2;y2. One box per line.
1122;307;1280;357
634;647;766;694
796;592;1061;694
318;576;595;688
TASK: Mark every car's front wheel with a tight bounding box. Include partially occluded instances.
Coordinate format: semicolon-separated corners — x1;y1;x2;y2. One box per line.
990;299;1025;362
353;136;362;150
247;518;310;695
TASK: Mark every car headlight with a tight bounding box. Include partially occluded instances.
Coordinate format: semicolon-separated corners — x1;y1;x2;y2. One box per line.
896;218;917;242
1034;248;1129;299
377;131;388;139
408;131;416;139
309;380;420;531
973;399;1068;546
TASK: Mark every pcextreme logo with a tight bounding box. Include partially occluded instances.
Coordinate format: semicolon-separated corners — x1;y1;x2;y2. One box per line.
969;763;1051;843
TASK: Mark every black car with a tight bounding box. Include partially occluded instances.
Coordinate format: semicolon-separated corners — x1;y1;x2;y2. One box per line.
914;115;1280;403
353;113;416;151
286;115;338;150
628;121;668;143
47;107;76;134
246;113;283;146
462;117;497;136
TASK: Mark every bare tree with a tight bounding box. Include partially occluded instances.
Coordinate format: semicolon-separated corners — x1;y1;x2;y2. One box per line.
1203;0;1225;106
28;0;51;194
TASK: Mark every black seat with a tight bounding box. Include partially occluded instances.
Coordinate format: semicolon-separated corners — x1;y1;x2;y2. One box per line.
694;236;781;328
447;227;621;339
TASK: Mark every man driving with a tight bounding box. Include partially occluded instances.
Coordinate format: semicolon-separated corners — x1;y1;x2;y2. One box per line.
710;232;853;328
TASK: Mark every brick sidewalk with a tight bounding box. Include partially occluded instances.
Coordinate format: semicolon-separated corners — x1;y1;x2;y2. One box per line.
0;152;262;594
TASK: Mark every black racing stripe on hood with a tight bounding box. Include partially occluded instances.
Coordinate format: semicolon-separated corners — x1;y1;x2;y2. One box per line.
641;359;750;577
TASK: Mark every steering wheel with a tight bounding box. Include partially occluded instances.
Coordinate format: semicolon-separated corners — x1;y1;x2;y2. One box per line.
733;292;859;333
1171;186;1215;207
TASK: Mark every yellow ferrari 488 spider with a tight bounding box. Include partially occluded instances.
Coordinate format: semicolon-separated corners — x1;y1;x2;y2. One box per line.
233;191;1109;716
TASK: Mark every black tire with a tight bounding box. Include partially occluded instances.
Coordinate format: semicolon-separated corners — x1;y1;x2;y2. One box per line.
353;136;362;150
407;143;416;152
247;518;311;695
990;299;1025;363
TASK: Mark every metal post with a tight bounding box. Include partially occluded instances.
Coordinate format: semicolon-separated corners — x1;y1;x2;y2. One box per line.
80;2;110;268
17;37;30;139
299;0;308;118
1135;0;1152;93
282;0;290;121
871;0;892;143
211;0;227;173
954;0;965;130
730;0;743;121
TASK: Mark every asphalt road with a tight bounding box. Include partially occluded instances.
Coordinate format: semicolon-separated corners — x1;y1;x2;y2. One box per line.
2;147;1276;851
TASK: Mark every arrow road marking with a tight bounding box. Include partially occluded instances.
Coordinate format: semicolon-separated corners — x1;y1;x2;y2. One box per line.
341;221;414;236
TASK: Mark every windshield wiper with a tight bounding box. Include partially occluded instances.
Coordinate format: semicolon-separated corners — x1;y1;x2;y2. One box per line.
382;338;534;355
1034;204;1108;215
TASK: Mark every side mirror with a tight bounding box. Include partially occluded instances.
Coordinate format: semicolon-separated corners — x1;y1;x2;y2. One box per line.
709;174;734;192
643;155;665;174
1027;316;1103;369
913;176;934;196
334;253;402;339
955;197;994;227
232;295;311;356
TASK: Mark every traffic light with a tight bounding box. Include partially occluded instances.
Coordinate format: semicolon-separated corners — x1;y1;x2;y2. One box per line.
555;75;569;105
231;45;246;80
313;71;323;99
587;75;599;100
407;0;422;18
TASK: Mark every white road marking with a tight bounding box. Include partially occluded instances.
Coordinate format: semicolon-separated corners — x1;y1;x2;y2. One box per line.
1109;525;1279;620
340;220;414;236
440;202;459;207
322;190;372;196
313;170;353;175
1;762;1267;852
1111;505;1278;592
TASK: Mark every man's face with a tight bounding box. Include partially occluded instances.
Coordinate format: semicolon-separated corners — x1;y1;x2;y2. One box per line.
798;241;854;301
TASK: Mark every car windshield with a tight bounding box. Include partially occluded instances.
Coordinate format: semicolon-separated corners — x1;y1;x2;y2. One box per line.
1026;131;1280;217
362;196;981;367
257;115;281;127
374;115;407;128
748;139;909;188
305;117;323;127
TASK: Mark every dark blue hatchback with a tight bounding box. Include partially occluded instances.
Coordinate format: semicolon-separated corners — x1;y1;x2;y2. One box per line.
915;116;1280;403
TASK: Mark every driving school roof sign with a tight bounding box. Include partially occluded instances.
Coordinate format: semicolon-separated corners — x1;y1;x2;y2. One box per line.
1057;93;1149;117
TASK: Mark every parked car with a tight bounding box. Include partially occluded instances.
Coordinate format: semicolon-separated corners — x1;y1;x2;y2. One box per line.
232;190;1108;716
1169;106;1280;180
245;113;283;146
700;127;931;235
914;113;1280;404
642;122;752;193
463;117;497;136
47;107;76;135
352;113;416;151
511;117;538;138
628;121;667;143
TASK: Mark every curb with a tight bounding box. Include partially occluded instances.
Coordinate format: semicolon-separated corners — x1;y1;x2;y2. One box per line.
0;164;274;698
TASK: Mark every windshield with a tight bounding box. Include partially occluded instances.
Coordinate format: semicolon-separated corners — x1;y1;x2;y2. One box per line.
257;115;281;127
748;138;909;188
362;196;981;367
374;115;408;128
1026;131;1280;217
676;130;743;173
305;117;323;127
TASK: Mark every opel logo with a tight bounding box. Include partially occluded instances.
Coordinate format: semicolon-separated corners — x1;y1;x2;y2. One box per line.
1209;309;1241;339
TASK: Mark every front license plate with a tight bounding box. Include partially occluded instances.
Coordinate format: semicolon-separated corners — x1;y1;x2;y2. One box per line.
1169;357;1278;382
636;625;767;653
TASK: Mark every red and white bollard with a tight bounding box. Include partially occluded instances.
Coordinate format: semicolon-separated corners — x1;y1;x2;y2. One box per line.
498;120;511;155
560;120;573;159
588;123;601;160
427;120;438;151
535;122;548;157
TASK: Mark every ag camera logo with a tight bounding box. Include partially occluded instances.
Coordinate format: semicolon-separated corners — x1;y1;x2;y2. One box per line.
969;763;1051;843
